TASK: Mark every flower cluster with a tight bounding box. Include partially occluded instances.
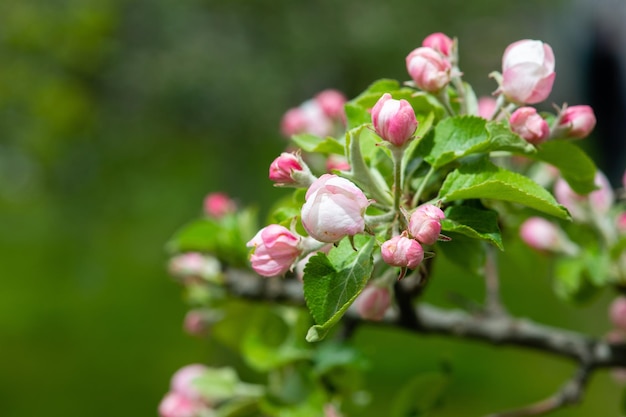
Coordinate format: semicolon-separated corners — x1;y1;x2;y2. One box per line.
158;364;212;417
280;89;347;138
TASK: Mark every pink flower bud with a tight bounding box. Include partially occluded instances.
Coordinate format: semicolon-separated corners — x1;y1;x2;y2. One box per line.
183;310;210;336
477;96;497;119
408;204;445;245
501;39;556;104
381;233;424;269
315;89;347;120
158;391;203;417
509;107;550;145
326;154;351;172
301;174;370;243
246;224;302;277
519;217;563;252
171;364;208;400
554;171;614;220
356;285;391;321
422;32;454;57
203;192;236;218
406;47;452;93
280;107;308;137
168;253;221;283
269;152;304;185
610;296;626;331
558;105;596;139
371;93;418;147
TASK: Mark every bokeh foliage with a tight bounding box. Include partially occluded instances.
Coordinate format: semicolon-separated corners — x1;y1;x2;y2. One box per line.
0;0;621;416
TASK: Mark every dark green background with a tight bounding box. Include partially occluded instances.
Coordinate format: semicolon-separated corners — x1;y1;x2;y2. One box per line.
0;0;622;416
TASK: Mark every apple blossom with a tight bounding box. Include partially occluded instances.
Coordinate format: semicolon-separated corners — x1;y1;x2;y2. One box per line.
558;105;596;139
477;96;497;119
168;253;221;283
422;32;454;57
408;204;445;245
500;39;555;104
554;171;614;220
247;224;302;277
315;89;347;120
356;285;391;321
509;107;550;145
268;152;314;187
158;391;203;417
203;192;236;218
381;233;424;269
371;93;418;147
406;47;452;93
301;174;369;243
519;217;577;254
171;364;209;400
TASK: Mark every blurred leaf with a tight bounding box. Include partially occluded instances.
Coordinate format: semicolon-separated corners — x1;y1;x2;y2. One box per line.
524;140;597;194
436;232;486;276
242;307;312;372
292;134;345;155
261;365;327;416
553;256;602;304
438;158;570;219
390;372;449;417
303;235;375;342
442;205;503;250
194;367;241;401
166;208;257;267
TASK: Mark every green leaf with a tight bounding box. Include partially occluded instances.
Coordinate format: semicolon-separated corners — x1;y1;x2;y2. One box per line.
291;133;345;155
525;140;597;194
390;372;449;417
441;205;503;250
438;158;570;219
303;235;376;342
437;232;486;276
401;112;435;178
421;116;535;168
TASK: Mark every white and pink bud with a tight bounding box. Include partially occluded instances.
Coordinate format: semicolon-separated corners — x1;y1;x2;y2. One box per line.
356;285;391;321
268;152;314;187
280;100;334;138
422;32;454;57
315;89;347;121
519;217;578;255
158;391;203;417
168;253;221;283
406;47;452;93
246;224;302;277
280;107;308;137
301;174;370;243
558;105;596;139
171;364;209;401
509;107;550;145
203;192;236;218
183;310;210;336
554;171;614;221
500;39;556;104
381;233;424;269
610;296;626;331
371;93;419;147
408;204;446;245
477;96;497;120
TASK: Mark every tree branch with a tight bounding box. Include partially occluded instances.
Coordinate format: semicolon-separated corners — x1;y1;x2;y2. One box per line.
222;269;626;369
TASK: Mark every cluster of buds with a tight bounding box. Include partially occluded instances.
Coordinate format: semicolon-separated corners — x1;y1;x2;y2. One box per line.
280;89;347;138
406;32;456;93
158;364;212;417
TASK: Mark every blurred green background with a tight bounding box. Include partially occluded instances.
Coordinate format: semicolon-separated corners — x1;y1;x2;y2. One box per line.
1;0;624;416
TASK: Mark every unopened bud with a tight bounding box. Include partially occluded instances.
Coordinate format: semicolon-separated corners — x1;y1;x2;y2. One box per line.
371;93;418;147
356;285;391;321
509;107;549;145
381;233;424;269
408;204;445;245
